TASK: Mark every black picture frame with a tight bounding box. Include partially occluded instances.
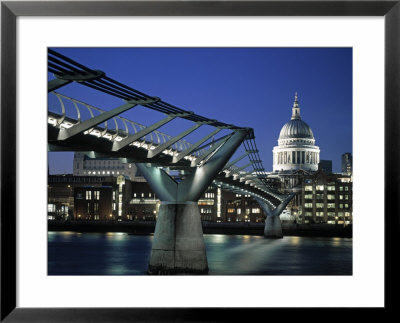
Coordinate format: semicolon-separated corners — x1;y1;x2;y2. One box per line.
1;0;398;321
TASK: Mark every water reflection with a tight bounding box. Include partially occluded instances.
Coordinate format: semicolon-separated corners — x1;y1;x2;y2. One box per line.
48;232;352;275
289;236;300;246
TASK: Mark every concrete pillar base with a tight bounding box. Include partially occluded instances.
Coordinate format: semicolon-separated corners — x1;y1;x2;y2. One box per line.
264;216;283;239
148;202;208;275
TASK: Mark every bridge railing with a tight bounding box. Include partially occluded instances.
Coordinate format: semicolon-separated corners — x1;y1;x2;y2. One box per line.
48;92;203;158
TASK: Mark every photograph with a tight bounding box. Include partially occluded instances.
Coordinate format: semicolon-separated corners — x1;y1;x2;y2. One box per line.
2;0;397;319
47;47;353;276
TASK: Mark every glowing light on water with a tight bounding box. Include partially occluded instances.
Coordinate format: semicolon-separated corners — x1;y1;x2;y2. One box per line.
290;236;300;245
210;234;227;243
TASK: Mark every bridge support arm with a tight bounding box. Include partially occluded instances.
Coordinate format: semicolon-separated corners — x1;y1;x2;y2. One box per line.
256;193;295;239
172;128;221;164
179;130;248;201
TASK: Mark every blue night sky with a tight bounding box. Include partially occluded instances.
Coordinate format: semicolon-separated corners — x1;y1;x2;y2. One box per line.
48;47;352;173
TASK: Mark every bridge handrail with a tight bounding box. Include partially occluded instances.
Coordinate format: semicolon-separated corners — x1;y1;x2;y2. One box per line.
49;92;207;157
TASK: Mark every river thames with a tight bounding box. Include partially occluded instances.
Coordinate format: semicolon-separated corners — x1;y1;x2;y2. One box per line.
48;232;352;275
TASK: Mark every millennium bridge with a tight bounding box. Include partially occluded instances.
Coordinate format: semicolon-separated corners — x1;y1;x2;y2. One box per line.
48;49;294;274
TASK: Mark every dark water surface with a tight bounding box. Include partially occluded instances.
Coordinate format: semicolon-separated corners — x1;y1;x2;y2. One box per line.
48;232;352;275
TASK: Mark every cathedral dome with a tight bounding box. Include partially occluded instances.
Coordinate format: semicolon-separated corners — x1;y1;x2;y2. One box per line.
279;119;314;140
272;93;320;173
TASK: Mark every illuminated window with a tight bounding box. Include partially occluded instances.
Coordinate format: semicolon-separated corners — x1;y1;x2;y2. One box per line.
345;186;349;191
227;208;235;213
304;194;313;200
48;204;56;213
86;190;92;200
94;191;100;200
327;186;335;191
316;203;324;208
252;208;260;214
305;185;313;191
246;209;250;215
304;203;313;208
327;194;335;200
237;209;241;215
327;203;335;209
316;185;324;191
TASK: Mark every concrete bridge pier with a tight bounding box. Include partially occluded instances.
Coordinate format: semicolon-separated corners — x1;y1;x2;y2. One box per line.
264;215;283;238
148;201;207;274
137;129;248;275
256;193;295;239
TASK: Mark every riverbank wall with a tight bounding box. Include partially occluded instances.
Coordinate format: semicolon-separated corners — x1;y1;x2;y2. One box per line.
48;220;352;238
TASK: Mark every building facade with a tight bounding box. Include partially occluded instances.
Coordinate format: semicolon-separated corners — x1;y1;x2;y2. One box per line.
73;152;145;181
48;174;113;220
74;186;113;221
126;181;159;221
198;187;264;223
299;171;352;225
341;153;353;175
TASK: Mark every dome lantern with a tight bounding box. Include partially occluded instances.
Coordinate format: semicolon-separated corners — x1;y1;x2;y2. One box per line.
291;92;301;120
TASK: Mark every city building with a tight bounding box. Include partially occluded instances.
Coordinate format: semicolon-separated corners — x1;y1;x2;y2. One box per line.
341;152;352;175
48;174;133;221
225;194;264;223
318;160;333;173
74;186;113;221
272;93;320;172
73;152;145;181
73;175;132;221
126;181;159;221
48;174;112;220
198;187;263;223
299;170;352;225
